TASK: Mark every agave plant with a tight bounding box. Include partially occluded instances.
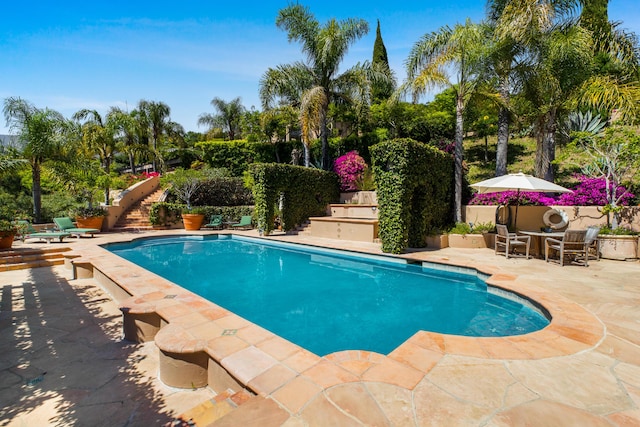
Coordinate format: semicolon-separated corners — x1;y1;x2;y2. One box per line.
562;110;607;140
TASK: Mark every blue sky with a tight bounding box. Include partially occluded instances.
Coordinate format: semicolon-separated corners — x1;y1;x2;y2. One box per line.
2;1;639;135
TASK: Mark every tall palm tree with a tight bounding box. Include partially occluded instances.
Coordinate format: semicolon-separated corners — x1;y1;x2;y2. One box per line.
260;4;370;170
108;107;144;174
404;19;490;222
137;100;171;172
198;97;245;141
2;97;68;222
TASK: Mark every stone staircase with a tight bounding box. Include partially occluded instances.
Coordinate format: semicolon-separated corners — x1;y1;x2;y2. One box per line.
174;389;255;426
301;204;380;242
0;247;72;272
111;188;165;232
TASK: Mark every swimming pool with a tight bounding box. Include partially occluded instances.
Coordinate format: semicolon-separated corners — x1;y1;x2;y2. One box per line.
106;235;549;356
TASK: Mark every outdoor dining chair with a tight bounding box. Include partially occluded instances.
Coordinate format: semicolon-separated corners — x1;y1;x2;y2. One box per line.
545;229;589;266
495;224;531;259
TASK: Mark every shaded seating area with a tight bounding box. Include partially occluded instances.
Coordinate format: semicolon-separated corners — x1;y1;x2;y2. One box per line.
14;220;71;243
53;217;100;238
231;215;253;230
495;224;531;259
202;214;223;230
545;229;590;266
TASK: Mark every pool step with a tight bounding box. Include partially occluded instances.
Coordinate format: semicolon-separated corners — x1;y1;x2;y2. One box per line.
0;247;71;271
176;389;254;426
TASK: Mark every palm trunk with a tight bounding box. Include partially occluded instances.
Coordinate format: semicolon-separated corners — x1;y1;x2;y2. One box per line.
320;97;330;171
534;110;556;182
495;78;510;177
454;97;464;223
129;154;136;175
303;143;311;167
32;162;42;223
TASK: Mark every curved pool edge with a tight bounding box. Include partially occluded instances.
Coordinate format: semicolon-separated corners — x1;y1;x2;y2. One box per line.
65;230;605;399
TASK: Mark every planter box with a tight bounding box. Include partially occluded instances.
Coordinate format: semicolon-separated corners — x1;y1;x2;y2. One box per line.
598;235;639;261
76;216;105;230
448;233;490;249
426;234;449;249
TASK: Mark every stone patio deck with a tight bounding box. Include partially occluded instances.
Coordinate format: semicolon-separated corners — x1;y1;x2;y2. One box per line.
1;229;639;426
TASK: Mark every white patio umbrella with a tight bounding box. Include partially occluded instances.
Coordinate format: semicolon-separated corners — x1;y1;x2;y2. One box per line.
470;172;573;229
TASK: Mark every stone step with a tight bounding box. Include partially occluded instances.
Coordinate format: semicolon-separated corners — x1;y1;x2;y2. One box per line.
176;389;254;427
0;252;66;265
0;258;65;272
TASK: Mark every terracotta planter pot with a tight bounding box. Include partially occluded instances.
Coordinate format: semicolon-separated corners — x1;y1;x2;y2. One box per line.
76;216;104;230
0;235;15;250
182;213;205;231
598;235;639;261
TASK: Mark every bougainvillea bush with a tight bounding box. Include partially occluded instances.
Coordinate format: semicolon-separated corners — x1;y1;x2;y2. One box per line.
468;175;634;206
556;175;634;206
333;151;368;192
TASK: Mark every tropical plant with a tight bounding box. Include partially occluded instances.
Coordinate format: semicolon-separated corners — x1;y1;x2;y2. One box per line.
164;168;205;211
562;110;607;140
260;4;374;170
70;206;108;219
0;219;17;238
571;125;640;228
2;97;69;223
198;97;245;141
403;19;490;223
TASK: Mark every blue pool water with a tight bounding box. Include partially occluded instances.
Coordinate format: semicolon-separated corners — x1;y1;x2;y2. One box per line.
106;235;549;356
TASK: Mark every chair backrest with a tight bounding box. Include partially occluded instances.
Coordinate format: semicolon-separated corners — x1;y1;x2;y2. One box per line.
208;215;222;225
239;215;252;225
496;224;509;237
585;226;601;244
563;229;587;243
54;217;75;230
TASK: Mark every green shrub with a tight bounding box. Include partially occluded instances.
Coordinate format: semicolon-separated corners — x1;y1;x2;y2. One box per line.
448;222;472;235
250;163;339;235
191;177;253;206
371;138;453;254
149;202;254;226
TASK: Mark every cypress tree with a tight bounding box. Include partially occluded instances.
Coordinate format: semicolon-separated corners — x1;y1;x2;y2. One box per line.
580;0;611;52
371;20;394;102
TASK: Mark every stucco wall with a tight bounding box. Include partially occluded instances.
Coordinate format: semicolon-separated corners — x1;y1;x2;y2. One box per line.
464;205;640;232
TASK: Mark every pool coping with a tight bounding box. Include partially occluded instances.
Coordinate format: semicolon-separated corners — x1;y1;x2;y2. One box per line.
66;231;605;414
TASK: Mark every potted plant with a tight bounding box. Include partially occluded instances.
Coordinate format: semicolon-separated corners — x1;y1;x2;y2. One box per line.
598;225;639;261
447;222;496;249
165;168;206;230
0;220;18;250
71;206;108;230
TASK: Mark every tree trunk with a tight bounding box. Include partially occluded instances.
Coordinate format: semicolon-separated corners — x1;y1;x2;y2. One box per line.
534;110;556;182
303;143;311;167
495;79;510;177
454;97;465;223
320;96;331;171
32;162;42;223
129;154;136;175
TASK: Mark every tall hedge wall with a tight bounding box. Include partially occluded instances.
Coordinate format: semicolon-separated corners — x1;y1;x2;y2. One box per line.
197;140;302;176
370;138;453;254
249;163;340;235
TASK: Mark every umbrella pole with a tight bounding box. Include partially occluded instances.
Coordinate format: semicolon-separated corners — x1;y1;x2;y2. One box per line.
514;189;520;231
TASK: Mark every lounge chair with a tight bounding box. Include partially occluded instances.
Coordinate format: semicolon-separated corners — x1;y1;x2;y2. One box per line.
53;217;100;238
231;215;252;230
545;229;588;266
203;214;223;230
495;224;531;259
14;220;71;243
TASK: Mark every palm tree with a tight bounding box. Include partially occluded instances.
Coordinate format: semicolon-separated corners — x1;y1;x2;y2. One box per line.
404;19;490;222
108;107;144;174
198;97;245;141
137;100;171;172
3;97;68;222
260;4;370;170
73;109;118;205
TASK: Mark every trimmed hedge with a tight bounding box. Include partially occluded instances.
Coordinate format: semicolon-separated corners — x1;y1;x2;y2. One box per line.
371;138;453;254
149;202;254;227
249;163;340;235
191;177;254;206
197;140;302;176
